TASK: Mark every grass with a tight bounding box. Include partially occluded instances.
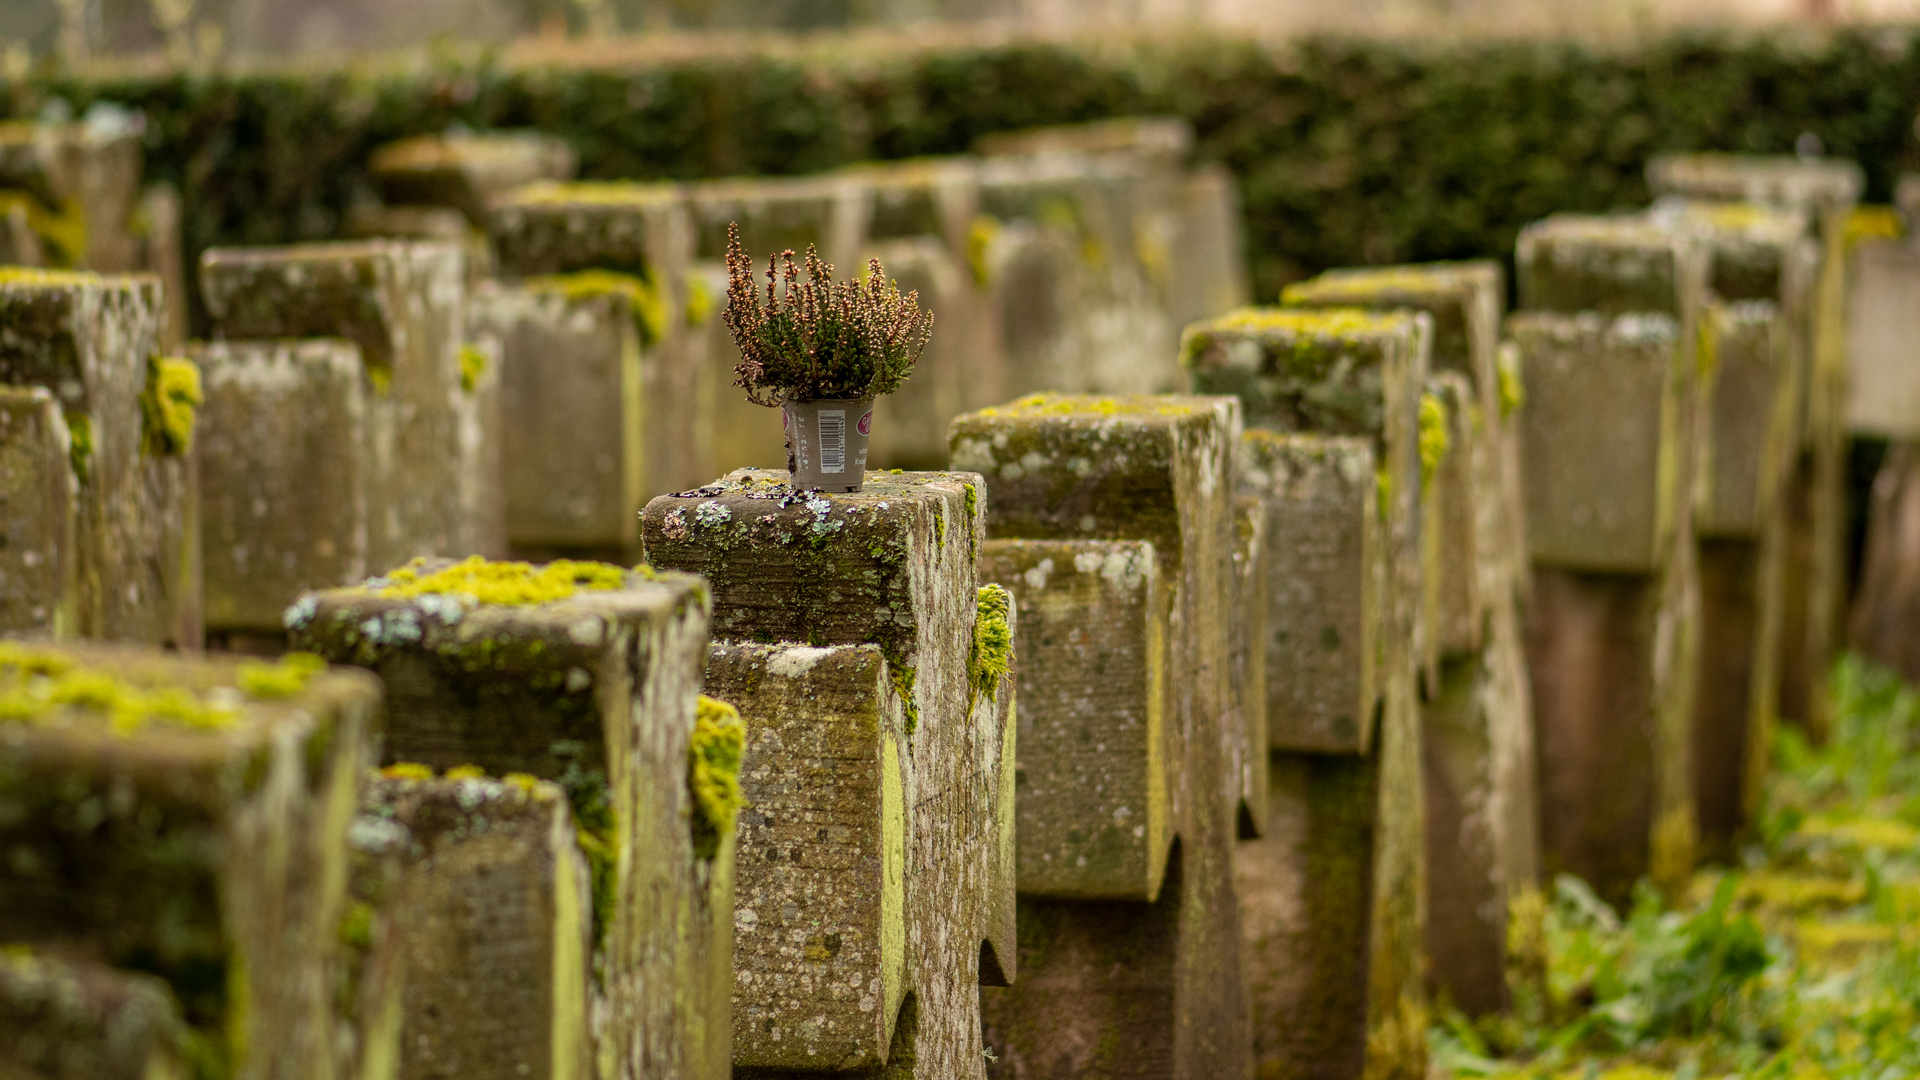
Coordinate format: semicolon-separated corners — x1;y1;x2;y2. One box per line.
1435;654;1920;1080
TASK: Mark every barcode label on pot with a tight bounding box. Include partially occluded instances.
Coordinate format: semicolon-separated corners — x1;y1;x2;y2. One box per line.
818;410;847;473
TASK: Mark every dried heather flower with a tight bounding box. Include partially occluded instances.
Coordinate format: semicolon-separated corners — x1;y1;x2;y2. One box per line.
723;222;932;407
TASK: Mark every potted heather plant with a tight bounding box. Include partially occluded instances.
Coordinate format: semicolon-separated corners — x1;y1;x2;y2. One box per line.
723;223;932;493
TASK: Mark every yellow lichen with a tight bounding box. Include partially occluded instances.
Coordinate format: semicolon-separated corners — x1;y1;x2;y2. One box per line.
236;652;326;699
377;555;629;606
1497;343;1526;418
689;695;747;860
967;215;1001;287
141;356;202;456
0;659;239;736
525;268;668;346
683;271;715;327
1417;392;1450;486
443;763;486;780
458;344;487;393
379;762;434;781
1846;205;1905;249
0;191;88;268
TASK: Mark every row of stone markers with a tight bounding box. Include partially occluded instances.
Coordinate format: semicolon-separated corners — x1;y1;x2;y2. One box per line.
361;119;1247;562
1510;154;1857;903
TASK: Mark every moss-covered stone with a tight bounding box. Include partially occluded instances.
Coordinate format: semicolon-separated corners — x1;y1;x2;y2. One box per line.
369;131;577;226
1516;214;1705;317
1699;300;1794;538
467;274;705;557
0;952;188;1080
980;538;1171;902
287;560;726;1080
649;469;1013;1077
1646;153;1865;217
0;270;197;646
0;113;145;274
198;239;502;568
1508;311;1687;573
488;181;688;279
0;642;380;1080
0;386;79;638
192;338;369;635
342;772;591;1080
959;392;1249;1077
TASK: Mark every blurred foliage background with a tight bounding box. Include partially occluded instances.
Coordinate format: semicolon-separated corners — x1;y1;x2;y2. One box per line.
6;29;1920;322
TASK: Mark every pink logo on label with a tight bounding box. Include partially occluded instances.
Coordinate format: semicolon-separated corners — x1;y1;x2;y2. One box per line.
857;410;873;436
781;410;790;432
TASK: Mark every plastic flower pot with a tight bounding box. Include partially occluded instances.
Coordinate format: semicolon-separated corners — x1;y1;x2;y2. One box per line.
783;398;874;492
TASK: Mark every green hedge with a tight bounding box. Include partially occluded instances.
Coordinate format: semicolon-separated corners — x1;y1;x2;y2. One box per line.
7;29;1920;330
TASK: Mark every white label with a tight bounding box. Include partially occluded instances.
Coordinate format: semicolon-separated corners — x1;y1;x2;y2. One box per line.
818;410;846;474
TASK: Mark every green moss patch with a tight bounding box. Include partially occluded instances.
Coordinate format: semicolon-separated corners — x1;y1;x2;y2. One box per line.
689;695;746;861
524;268;668;347
1418;392;1450;487
141;356;203;457
0;644;240;735
970;584;1014;707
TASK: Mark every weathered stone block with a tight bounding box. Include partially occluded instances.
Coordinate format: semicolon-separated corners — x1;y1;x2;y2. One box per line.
0;112;145;272
1424;373;1484;661
643;470;1015;1078
974;116;1194;165
1646;153;1865;218
1700;300;1794;538
192;339;368;633
199;240;501;568
1184;307;1430;1076
286;559;727;1080
705;643;910;1071
974;155;1179;396
1232;493;1269;836
489;181;689;280
839;155;981;257
0;269;199;646
0;387;78;637
863;237;978;471
1509;311;1685;573
371;131;578;225
688;173;867;270
1239;431;1378;753
0;643;380;1080
1844;237;1920;438
346;770;592;1080
1170;163;1252;333
949;394;1249;1078
1650;154;1860;740
1517;213;1708;318
981;538;1172;901
1279;260;1525;608
468;275;706;556
0;953;186;1080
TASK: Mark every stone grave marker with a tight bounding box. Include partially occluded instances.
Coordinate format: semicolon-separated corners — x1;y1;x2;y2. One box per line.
199;240;502;573
642;469;1015;1079
0;269;200;647
287;557;729;1079
0;643;381;1080
1182;307;1428;1077
949;394;1250;1079
0;952;187;1080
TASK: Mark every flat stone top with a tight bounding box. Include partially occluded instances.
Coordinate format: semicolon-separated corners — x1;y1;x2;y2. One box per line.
1282;260;1501;306
370;132;575;176
494;180;684;210
1506;309;1679;348
200;238;460;269
286;556;702;631
1181;306;1425;352
1241;428;1375;468
1646;152;1864;208
834;156;980;190
1519;213;1688;254
973;117;1193;159
0;641;374;747
0;266;156;296
955;392;1232;429
353;768;570;856
646;469;981;537
1645;197;1809;247
688;173;857;205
